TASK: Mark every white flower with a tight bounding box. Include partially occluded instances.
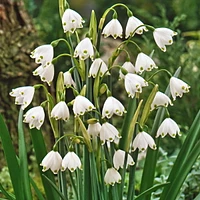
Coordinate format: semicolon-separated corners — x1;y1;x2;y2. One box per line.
87;122;101;137
135;52;157;74
73;95;95;116
74;37;94;60
102;19;123;39
124;73;148;98
104;167;121;186
100;122;121;145
125;16;148;38
89;58;110;78
153;28;177;52
113;149;135;170
170;77;190;100
30;44;54;66
33;63;54;85
9;86;35;110
119;61;136;79
132;131;156;152
51;101;70;121
62;8;84;33
102;96;126;118
23;106;45;130
40;150;62;174
62;152;82;172
63;71;76;88
151;91;173;111
156;118;181;138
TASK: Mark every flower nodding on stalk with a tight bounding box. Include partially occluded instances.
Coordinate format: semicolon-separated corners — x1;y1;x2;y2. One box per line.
62;8;85;33
119;61;136;80
156;118;181;138
23;106;45;130
153;28;177;52
132;131;156;152
63;71;76;88
170;77;190;100
104;167;122;186
40;150;62;174
9;86;35;110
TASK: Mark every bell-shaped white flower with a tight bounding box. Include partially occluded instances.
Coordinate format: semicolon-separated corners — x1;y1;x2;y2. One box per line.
132;131;156;152
102;96;126;118
33;63;54;85
23;106;45;130
170;77;190;100
40;150;62;174
88;58;110;78
30;44;54;66
156;118;181;138
153;28;177;52
62;8;84;33
63;71;76;88
119;61;136;79
124;73;148;98
135;52;157;74
113;149;135;170
51;101;70;121
74;37;94;60
151;91;173;111
102;19;123;39
62;152;82;172
125;16;148;38
104;167;121;186
9;86;35;110
100;122;121;145
73;95;95;116
87;122;101;137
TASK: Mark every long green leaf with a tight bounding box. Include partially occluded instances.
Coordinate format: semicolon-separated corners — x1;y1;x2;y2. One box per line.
29;177;45;200
140;67;181;199
18;109;32;200
0;183;15;200
0;113;23;200
30;128;59;200
194;193;200;200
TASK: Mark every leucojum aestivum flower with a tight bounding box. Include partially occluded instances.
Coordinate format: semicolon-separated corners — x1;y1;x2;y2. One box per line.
7;1;193;200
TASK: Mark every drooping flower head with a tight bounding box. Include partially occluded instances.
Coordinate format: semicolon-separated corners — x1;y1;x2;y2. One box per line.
23;106;45;130
62;8;84;33
73;95;95;116
51;101;70;121
62;152;82;172
113;149;135;170
124;73;148;98
40;150;62;174
102;19;123;39
132;131;156;152
100;122;121;145
74;37;94;60
88;58;110;78
135;52;157;74
33;63;54;85
153;28;177;52
125;16;148;38
119;61;135;80
156;118;181;138
104;167;122;186
102;96;126;118
151;91;173;111
63;71;76;88
30;44;54;66
9;86;35;110
170;77;190;100
87;122;101;137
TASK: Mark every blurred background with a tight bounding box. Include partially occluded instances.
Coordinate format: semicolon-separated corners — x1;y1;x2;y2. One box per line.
0;0;200;199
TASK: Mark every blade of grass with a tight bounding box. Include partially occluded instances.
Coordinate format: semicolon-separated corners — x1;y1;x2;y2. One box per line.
18;109;32;200
30;128;60;200
0;113;23;200
0;183;15;200
29;177;45;200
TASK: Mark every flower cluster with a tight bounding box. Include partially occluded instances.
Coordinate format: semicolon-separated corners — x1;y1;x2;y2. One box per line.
9;4;190;190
